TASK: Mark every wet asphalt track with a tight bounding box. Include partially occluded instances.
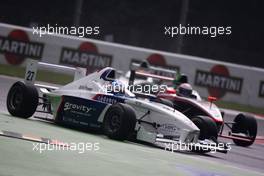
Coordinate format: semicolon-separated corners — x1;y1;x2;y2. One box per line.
0;75;264;176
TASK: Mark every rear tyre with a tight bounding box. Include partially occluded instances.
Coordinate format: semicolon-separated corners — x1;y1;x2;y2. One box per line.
232;113;257;147
191;116;218;141
190;116;218;154
6;81;38;118
103;103;136;141
157;98;174;108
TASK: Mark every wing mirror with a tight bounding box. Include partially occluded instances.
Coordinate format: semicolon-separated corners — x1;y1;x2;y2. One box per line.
208;96;217;109
165;87;176;94
208;96;217;102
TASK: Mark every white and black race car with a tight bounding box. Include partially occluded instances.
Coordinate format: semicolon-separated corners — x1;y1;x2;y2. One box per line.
6;60;228;153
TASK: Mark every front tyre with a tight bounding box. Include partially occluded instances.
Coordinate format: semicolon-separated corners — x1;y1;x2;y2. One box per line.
103;103;136;141
232;113;257;147
6;81;38;118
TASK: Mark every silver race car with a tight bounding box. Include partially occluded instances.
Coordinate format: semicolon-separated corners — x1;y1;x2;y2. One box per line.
6;60;228;153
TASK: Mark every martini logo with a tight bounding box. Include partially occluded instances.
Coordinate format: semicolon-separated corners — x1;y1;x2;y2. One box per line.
131;53;179;77
195;65;243;98
0;29;44;65
259;81;264;98
60;42;112;74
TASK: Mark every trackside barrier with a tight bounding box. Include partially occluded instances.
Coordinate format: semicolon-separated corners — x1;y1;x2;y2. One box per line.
0;23;264;108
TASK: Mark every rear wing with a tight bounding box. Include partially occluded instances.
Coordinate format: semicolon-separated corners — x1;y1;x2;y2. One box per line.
25;59;87;89
129;61;177;86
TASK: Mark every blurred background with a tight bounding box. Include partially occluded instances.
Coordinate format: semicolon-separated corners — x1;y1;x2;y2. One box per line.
0;0;263;68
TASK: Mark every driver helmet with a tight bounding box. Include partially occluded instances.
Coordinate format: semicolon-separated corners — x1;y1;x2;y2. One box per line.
177;83;193;97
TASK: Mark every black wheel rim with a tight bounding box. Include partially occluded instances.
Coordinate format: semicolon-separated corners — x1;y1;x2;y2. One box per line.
9;88;23;110
109;114;121;132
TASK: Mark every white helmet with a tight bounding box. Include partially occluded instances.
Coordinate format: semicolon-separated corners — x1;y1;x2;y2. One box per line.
178;83;193;97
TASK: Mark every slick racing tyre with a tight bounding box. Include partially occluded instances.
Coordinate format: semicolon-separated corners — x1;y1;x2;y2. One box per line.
231;113;257;147
103;103;136;141
191;116;218;141
7;81;38;118
156;98;174;108
190;116;218;154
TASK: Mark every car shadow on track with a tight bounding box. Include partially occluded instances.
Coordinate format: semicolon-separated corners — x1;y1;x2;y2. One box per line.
2;114;233;158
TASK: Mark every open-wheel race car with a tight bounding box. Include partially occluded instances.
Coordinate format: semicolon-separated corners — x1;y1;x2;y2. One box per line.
124;61;257;147
6;60;228;154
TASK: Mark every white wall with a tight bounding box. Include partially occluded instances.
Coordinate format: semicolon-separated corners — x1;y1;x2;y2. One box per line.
0;23;263;108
